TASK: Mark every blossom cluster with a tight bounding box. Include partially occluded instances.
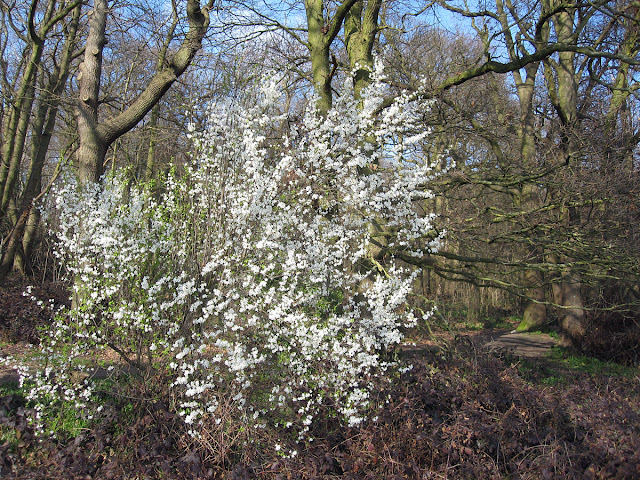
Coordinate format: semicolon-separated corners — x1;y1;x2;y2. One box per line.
21;72;441;438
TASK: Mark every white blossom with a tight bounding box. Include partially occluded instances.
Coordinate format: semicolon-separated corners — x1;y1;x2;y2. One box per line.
17;68;439;439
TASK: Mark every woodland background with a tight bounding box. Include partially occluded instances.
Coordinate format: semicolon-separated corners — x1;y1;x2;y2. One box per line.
1;0;639;354
0;0;639;477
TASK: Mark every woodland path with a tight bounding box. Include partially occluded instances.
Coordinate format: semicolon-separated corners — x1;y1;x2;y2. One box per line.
473;330;557;359
1;331;559;385
401;328;558;360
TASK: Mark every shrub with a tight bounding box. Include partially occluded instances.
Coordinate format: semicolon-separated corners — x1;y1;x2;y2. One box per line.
13;73;440;441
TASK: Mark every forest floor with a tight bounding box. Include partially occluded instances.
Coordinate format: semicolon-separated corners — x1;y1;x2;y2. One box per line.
1;277;639;479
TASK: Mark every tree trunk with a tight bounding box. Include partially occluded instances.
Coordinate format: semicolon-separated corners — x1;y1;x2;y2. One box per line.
0;46;42;215
603;5;639;171
514;68;548;332
75;0;108;184
304;0;358;115
542;2;586;346
344;0;381;102
518;267;547;332
0;208;31;280
549;254;586;348
14;208;40;275
305;0;332;115
76;0;211;185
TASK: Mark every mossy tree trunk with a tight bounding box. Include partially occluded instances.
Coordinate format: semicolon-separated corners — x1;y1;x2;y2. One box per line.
344;0;381;103
304;0;358;115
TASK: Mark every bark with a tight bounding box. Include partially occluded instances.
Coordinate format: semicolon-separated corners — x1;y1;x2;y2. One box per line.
542;2;586;346
13;208;39;275
304;0;358;115
75;0;108;184
0;45;42;215
517;262;547;332
76;0;211;184
344;0;381;102
549;254;586;348
603;4;639;170
305;0;332;115
0;208;30;280
550;8;578;128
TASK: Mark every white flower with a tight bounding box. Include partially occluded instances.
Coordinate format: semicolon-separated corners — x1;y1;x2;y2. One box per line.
38;71;440;442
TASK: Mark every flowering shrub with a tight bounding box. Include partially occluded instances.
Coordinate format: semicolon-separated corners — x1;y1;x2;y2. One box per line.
15;73;441;439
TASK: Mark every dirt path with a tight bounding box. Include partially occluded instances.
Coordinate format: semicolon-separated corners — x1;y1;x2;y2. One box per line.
475;330;557;359
401;329;558;360
2;330;559;386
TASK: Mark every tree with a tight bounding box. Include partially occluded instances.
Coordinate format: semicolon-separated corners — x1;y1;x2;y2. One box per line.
75;0;213;184
19;67;438;437
0;0;81;281
395;0;640;349
303;0;359;113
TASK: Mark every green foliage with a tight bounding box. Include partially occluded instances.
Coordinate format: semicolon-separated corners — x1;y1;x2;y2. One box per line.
305;287;344;319
0;380;91;440
0;381;21;397
39;395;91;439
0;423;21;453
548;347;637;377
516;345;637;387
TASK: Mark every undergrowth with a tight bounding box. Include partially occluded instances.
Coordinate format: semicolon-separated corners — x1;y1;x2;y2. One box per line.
1;338;638;479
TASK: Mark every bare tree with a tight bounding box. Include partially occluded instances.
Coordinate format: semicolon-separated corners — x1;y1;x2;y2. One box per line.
395;0;640;350
0;0;82;281
75;0;213;184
